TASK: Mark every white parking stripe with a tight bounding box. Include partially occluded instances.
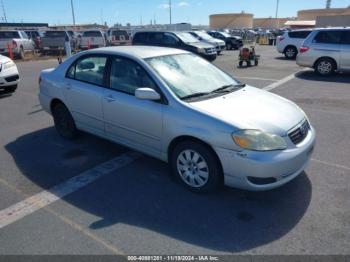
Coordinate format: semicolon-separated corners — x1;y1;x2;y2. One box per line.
0;152;139;229
263;72;298;91
237;76;279;82
311;158;350;171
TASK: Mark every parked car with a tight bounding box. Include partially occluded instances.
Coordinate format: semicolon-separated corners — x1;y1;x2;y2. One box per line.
0;54;19;93
188;31;226;54
25;30;43;50
207;31;243;50
0;30;34;59
39;46;315;193
107;29;131;46
79;30;106;50
297;28;350;76
133;31;217;61
40;31;75;55
276;29;313;59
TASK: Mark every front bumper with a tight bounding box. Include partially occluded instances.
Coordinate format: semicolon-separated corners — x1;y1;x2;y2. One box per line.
215;126;316;191
0;65;20;88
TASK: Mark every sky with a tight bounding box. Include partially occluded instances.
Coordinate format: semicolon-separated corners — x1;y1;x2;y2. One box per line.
2;0;350;26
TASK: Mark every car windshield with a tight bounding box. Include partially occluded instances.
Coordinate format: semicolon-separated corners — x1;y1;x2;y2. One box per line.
146;53;239;99
45;31;67;37
0;31;20;38
194;31;213;40
220;32;231;37
175;32;199;43
83;31;102;37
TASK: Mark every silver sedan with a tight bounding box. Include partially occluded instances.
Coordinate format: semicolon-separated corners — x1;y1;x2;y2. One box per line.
39;46;316;192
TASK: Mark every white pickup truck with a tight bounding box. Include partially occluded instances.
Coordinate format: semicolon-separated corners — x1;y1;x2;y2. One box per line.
0;31;35;59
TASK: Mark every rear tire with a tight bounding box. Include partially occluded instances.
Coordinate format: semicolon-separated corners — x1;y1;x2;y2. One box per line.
239;61;243;67
52;103;79;140
170;140;223;193
284;46;297;59
315;58;336;76
226;43;232;50
19;47;25;60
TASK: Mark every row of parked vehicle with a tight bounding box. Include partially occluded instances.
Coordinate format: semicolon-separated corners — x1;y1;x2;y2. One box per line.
0;28;244;61
276;27;350;76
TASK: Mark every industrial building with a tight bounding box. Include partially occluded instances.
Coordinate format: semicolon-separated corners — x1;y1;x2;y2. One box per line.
210;12;253;29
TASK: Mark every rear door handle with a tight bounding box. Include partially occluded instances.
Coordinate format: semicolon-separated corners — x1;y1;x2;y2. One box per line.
104;95;117;103
65;83;72;90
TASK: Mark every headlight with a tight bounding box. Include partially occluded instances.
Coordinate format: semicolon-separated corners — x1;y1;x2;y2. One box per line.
197;47;205;54
232;130;287;151
3;61;16;70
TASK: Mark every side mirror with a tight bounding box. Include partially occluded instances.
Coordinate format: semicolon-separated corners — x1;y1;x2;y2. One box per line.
135;88;161;101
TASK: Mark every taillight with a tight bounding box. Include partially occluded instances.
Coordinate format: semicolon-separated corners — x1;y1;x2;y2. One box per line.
300;46;310;54
278;36;285;42
12;40;17;48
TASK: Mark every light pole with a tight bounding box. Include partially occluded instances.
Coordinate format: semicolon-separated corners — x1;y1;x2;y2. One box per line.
1;0;7;23
275;0;280;28
70;0;76;28
169;0;172;25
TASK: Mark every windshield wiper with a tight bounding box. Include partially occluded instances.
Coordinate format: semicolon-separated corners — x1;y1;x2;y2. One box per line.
212;83;246;93
181;92;211;100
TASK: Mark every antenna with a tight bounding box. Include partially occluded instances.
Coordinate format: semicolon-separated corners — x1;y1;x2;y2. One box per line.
1;0;7;23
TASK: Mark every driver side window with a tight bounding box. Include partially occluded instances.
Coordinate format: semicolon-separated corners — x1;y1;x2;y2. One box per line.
109;57;157;96
163;33;179;46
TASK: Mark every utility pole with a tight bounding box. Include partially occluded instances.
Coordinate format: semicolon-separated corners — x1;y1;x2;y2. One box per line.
169;0;172;24
70;0;76;28
1;0;7;23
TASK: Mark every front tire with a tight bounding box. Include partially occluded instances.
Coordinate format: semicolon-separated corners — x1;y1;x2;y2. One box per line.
226;43;232;50
315;58;336;76
52;103;79;140
170;141;223;193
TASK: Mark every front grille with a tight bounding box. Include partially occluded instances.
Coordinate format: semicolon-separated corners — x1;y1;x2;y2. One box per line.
5;75;19;83
288;120;310;145
205;48;216;53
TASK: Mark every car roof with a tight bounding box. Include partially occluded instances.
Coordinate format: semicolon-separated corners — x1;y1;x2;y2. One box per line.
87;46;189;59
312;27;350;31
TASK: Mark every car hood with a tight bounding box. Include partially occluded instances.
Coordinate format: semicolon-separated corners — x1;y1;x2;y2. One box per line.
188;42;215;49
189;86;305;135
0;55;12;64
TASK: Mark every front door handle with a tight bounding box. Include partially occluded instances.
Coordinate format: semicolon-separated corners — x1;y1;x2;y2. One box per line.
104;95;116;103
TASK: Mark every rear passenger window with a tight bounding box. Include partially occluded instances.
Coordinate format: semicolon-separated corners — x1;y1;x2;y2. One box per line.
67;56;107;86
133;33;148;44
313;31;343;44
288;31;311;39
340;31;350;45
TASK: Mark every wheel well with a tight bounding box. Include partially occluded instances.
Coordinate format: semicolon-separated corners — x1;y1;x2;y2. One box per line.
283;45;297;53
313;57;338;70
50;98;65;113
167;136;223;174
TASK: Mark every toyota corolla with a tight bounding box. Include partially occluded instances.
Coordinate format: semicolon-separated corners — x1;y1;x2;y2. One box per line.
39;46;316;193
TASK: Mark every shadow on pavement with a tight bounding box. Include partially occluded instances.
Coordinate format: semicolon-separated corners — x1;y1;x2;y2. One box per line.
6;128;312;252
295;70;350;84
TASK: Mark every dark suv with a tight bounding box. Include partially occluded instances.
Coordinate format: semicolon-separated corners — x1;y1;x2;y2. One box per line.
132;31;217;61
207;31;243;50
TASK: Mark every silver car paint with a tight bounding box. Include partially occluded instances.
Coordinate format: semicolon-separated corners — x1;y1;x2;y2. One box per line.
39;46;316;191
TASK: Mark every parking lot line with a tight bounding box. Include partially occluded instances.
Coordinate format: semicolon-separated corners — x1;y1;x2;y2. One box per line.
0;152;139;230
263;70;305;91
311;158;350;171
236;76;279;82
